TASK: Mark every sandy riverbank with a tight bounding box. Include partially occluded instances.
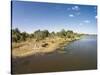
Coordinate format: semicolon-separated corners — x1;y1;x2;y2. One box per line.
12;37;80;58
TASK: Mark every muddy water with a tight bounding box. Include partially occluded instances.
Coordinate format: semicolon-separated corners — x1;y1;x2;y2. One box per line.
12;35;97;74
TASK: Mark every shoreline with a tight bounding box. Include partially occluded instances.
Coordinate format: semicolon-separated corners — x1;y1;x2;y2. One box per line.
12;37;80;58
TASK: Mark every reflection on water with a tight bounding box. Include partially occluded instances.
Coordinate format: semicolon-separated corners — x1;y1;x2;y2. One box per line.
12;35;97;74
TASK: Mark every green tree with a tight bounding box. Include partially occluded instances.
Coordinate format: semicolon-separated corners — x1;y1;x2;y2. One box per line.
42;30;50;37
21;32;29;41
50;31;55;38
66;30;74;38
34;30;50;41
57;29;66;38
12;28;22;42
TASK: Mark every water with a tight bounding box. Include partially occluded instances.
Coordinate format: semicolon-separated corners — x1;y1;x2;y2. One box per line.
12;35;97;74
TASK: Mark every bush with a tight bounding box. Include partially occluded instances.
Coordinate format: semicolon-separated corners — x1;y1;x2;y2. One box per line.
12;28;21;42
12;28;29;42
12;28;81;43
34;30;49;41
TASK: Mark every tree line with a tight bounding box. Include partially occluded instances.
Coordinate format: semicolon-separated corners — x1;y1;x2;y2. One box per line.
12;28;82;42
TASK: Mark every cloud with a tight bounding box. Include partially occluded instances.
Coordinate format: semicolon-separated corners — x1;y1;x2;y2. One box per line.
67;6;80;11
95;15;97;19
67;6;80;17
69;14;74;17
84;20;90;23
72;6;80;11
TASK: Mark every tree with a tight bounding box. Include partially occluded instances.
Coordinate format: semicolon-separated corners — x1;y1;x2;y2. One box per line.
12;33;18;42
34;29;42;40
12;28;29;42
57;29;66;38
21;32;29;41
66;30;74;38
12;28;22;42
33;30;50;41
12;28;81;43
50;31;55;38
42;30;50;37
29;33;34;38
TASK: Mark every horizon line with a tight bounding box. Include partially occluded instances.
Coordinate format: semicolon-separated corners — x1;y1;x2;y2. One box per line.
11;28;97;35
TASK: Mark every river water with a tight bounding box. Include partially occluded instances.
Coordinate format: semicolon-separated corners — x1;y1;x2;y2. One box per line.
12;35;97;74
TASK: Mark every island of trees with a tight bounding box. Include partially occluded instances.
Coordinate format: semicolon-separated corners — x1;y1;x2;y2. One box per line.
12;28;83;58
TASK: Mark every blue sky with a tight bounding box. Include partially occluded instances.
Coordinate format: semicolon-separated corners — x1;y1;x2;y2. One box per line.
12;1;97;34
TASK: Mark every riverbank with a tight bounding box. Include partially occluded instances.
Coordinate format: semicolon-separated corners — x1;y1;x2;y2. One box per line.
12;36;80;58
12;35;97;74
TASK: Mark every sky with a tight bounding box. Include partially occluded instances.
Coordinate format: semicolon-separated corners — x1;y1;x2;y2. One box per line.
12;1;97;34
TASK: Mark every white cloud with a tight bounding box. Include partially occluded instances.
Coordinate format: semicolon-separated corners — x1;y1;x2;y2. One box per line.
67;6;80;11
67;6;80;17
84;20;90;23
95;15;97;19
72;6;80;11
69;14;74;17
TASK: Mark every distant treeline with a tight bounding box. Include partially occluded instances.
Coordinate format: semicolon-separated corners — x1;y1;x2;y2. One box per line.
12;28;82;42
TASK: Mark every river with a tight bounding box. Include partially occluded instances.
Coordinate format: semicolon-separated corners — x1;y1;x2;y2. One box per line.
12;35;97;74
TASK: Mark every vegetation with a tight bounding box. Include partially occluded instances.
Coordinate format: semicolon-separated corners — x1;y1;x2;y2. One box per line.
12;28;82;43
12;28;83;57
12;28;29;42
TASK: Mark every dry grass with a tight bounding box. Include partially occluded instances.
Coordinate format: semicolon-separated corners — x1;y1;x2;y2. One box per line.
12;37;77;58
